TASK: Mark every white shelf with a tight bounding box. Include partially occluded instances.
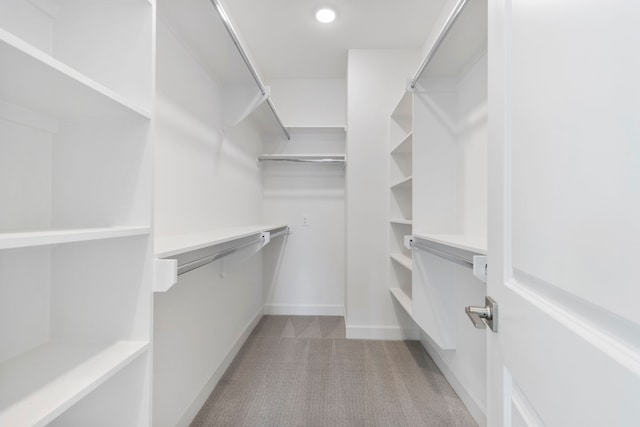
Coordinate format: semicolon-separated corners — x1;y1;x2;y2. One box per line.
0;227;150;250
390;219;413;226
0;341;148;427
391;132;413;155
390;253;412;271
391;91;412;119
155;224;288;259
390;176;413;189
258;154;345;164
389;287;412;316
413;232;487;255
0;28;151;120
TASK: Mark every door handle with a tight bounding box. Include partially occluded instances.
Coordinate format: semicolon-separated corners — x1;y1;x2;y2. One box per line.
465;296;498;332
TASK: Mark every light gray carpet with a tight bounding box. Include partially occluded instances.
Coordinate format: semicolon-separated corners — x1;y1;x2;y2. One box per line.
191;316;477;427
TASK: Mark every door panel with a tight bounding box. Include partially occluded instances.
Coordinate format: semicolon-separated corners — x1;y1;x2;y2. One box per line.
488;0;640;425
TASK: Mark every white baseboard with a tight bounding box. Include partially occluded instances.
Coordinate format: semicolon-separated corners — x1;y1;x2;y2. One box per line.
263;304;344;316
419;332;486;427
346;324;419;340
175;308;264;427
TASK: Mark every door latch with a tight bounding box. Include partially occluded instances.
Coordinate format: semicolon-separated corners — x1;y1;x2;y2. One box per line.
465;296;498;332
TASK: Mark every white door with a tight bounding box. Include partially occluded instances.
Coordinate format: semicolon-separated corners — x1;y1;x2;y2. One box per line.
486;0;640;425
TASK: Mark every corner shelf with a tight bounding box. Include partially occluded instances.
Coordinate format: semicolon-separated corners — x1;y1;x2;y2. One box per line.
391;132;413;155
390;176;413;189
390;253;412;271
0;29;151;120
0;227;150;250
0;341;148;427
389;287;412;316
390;219;413;226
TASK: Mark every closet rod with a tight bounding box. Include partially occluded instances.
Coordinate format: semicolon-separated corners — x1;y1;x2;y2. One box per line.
177;227;291;276
409;0;470;89
258;155;345;164
411;241;473;269
209;0;291;140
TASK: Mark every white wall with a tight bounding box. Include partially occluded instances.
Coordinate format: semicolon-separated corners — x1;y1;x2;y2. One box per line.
152;20;265;427
262;79;346;316
346;49;420;339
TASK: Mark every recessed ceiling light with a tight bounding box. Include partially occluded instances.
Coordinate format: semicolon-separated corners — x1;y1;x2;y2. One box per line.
315;8;336;23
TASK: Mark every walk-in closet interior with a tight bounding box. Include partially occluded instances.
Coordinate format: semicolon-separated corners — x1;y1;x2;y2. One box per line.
2;0;639;425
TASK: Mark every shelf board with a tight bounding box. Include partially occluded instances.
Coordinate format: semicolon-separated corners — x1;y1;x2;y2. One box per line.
155;224;288;259
390;176;413;189
412;232;486;255
0;226;150;250
391;91;412;118
391;132;413;155
390;219;413;226
390;253;412;271
0;28;151;120
258;154;345;164
389;287;412;316
0;341;148;427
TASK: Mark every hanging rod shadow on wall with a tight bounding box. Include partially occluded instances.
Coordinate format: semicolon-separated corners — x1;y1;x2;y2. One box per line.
209;0;291;140
409;0;471;89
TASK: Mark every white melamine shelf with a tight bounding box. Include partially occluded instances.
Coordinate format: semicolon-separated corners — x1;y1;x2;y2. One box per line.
391;91;412;119
413;232;487;255
390;219;413;226
390;253;412;271
390;176;413;189
287;126;346;135
155;224;288;259
0;341;148;427
0;226;150;250
389;287;412;316
0;28;151;120
391;132;413;155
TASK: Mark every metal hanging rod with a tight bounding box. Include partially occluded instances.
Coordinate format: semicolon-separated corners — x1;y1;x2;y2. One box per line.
209;0;291;140
411;240;473;269
258;155;345;164
409;0;471;89
177;227;291;276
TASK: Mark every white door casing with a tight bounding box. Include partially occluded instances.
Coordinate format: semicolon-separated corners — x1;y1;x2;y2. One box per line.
487;0;640;425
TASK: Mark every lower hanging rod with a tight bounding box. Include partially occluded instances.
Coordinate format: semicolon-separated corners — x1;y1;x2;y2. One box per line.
258;155;345;164
411;240;473;269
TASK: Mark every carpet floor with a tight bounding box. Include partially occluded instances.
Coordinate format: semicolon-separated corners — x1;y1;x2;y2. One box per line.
191;315;477;427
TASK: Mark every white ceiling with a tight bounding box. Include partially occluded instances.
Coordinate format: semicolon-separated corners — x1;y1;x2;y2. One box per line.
221;0;447;81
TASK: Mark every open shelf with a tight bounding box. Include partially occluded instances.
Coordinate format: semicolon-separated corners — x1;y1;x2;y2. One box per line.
155;224;288;259
391;132;413;155
391;91;412;119
390;219;413;226
390;176;413;189
390;253;412;271
389;287;412;316
0;29;151;120
0;341;148;427
413;232;486;255
0;227;150;250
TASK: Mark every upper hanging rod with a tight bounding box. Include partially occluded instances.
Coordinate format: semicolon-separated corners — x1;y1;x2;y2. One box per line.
209;0;291;140
258;155;346;164
409;0;471;89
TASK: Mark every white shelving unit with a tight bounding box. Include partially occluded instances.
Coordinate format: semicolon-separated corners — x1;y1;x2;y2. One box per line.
388;90;413;316
0;1;154;425
411;0;488;350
